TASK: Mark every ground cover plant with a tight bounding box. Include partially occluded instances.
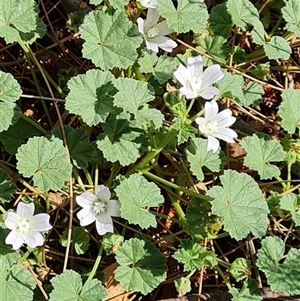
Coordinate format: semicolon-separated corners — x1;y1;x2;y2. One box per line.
1;0;300;300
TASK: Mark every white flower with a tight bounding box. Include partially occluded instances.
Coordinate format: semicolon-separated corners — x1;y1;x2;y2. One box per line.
139;0;158;8
173;56;224;100
76;185;120;236
195;100;237;153
5;202;52;250
137;8;177;53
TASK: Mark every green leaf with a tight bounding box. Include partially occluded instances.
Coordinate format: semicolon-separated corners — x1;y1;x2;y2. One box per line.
196;35;230;65
0;117;42;154
207;170;269;240
60;227;90;255
282;0;300;37
252;63;270;80
65;69;118;126
240;133;285;180
109;0;129;8
226;0;259;31
0;171;16;203
158;0;209;33
97;113;148;166
264;36;291;60
0;257;36;301
115;174;164;228
186;138;225;181
52;125;94;169
174;276;191;296
102;233;124;255
173;239;217;271
279;88;300;134
229;279;262;301
19;17;47;44
280;193;300;226
79;9;142;70
115;238;167;295
16;137;73;191
229;258;251;282
241;82;264;106
257;236;300;295
49;270;107;301
209;3;232;38
186;197;222;238
139;52;178;84
251;20;265;46
170;117;196;144
0;0;39;43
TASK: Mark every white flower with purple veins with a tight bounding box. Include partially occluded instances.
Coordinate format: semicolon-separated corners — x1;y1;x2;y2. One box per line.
195;100;237;153
174;56;224;100
76;185;120;235
5;202;52;250
137;8;177;53
139;0;158;8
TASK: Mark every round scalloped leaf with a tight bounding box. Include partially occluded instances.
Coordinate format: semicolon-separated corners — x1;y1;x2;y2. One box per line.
0;0;39;43
207;170;269;240
16;137;72;191
282;0;300;38
115;174;164;228
79;9;142;70
65;69;118;126
115;238;167;295
0;171;16;203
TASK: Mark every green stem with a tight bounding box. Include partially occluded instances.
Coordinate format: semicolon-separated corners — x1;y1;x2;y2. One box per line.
142;170;212;201
0;205;6;214
149;209;184;225
133;64;145;81
94;164;99;194
20;114;48;135
269;16;282;37
73;167;85;191
167;192;186;222
217;258;232;269
215;265;231;290
285;162;292;191
83;168;94;186
107;162;120;187
185;98;195;117
86;244;104;283
45;192;50;212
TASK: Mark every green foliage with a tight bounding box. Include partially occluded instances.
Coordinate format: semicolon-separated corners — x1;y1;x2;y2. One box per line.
174;276;191;296
209;3;232;38
207;170;270;240
173;238;217;271
264;36;291;60
49;270;107;301
102;233;124;255
52;126;94;169
217;73;245;102
282;0;300;37
240;134;285;180
16;137;73;191
158;0;209;33
109;0;128;8
186;138;225;181
0;171;16;203
229;279;262;301
59;227;90;255
115;238;167;295
242;82;264;106
65;69;118;126
229;258;251;282
171;117;196;144
280;193;300;226
279;89;300;134
79;9;142;70
257;236;300;295
115;173;164;228
96;113;148;166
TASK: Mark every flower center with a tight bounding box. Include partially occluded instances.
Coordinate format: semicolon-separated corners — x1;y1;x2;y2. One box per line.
190;77;203;92
93;201;107;215
203;120;218;134
18;220;30;232
147;27;160;38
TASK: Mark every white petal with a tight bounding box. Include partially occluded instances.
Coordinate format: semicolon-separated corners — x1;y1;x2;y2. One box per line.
5;212;20;230
23;231;44;248
214;128;237;143
207;135;220;153
215;109;236;128
95;220;114;235
17;202;34;219
77;208;96;226
107;200;121;217
140;0;158;8
174;64;190;87
96;185;111;202
201;64;224;89
157;38;177;52
5;230;24;250
145;8;160;28
199;86;220;100
179;87;197;99
97;213;113;224
204;100;219;120
30;214;52;231
195;117;205;130
155;21;173;35
76;191;98;208
187;56;203;79
137;17;145;35
146;40;159;52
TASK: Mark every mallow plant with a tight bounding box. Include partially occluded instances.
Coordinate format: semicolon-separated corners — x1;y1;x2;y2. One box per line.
0;0;300;300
